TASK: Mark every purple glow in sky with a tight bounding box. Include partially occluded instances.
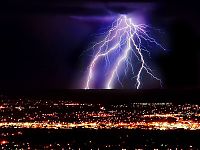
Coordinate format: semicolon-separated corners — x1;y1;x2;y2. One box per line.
83;14;166;89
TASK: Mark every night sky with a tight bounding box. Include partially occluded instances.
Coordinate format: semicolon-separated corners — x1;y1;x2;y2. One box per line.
0;1;199;91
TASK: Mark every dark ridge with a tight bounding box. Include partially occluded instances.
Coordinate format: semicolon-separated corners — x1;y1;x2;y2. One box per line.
1;89;200;104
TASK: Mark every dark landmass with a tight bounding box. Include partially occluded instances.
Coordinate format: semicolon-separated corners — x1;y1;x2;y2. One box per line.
1;89;200;104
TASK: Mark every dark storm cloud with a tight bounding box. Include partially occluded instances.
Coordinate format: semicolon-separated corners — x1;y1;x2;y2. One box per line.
0;1;155;16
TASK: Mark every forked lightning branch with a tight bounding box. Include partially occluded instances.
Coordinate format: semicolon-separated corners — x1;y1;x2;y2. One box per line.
84;15;165;89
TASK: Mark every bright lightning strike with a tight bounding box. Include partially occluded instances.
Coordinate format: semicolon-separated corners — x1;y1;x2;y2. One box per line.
84;15;166;89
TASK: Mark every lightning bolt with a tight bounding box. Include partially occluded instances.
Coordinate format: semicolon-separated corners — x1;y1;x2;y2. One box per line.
84;15;165;89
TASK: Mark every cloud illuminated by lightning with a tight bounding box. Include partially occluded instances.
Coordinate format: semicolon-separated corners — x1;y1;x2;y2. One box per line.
84;15;165;89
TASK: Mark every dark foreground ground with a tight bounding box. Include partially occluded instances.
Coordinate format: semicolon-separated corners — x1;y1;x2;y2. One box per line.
0;128;200;149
